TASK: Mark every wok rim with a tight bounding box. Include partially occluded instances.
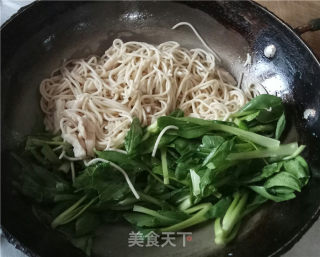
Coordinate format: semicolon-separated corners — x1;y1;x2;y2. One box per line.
1;1;319;257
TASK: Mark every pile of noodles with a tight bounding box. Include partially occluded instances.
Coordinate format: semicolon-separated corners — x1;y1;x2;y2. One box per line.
40;23;259;158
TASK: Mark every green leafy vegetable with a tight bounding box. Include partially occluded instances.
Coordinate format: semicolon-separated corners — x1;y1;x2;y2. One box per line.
124;117;143;155
75;212;101;237
15;95;309;255
275;113;286;139
233;94;283;123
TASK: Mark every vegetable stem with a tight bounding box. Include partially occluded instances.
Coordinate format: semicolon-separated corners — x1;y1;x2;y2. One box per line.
227;143;298;160
51;195;98;228
161;148;170;185
184;203;212;214
222;192;248;232
160;203;211;232
190;169;200;196
283;145;306;160
28;138;64;146
133;205;177;223
211;123;280;148
214;191;248;245
138;191;174;209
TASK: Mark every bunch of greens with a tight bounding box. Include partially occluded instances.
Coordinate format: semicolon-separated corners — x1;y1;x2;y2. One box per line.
15;95;309;255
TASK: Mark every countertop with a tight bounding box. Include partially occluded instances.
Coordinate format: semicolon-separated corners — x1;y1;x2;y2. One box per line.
257;0;320;59
1;1;319;257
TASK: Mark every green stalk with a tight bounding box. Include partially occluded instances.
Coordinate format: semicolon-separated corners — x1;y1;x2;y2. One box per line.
178;197;193;211
118;196;139;206
166;175;189;186
214;218;223;240
137;191;174;209
190;169;200;196
214;192;248;245
28;138;64;146
30;149;47;165
41;144;59;164
249;124;275;133
222;192;248;232
211;123;280;148
160;203;212;232
283;145;306;160
141;131;151;142
52;195;87;228
133;205;176;223
52;135;63;142
146;169;176;190
214;218;241;245
227;143;298;161
161;148;170;185
184;203;212;214
51;195;97;228
147;121;158;133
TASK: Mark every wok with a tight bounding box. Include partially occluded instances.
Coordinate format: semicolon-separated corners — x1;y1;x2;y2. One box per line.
1;1;320;257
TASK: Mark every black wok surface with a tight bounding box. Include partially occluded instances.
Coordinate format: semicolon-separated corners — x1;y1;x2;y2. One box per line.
1;1;320;257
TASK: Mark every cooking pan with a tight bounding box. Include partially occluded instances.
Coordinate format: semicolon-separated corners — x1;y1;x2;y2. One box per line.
1;1;320;257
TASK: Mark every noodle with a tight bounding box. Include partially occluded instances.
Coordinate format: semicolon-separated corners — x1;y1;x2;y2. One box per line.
40;23;258;158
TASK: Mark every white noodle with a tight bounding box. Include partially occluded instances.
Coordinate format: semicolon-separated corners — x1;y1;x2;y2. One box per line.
105;148;127;154
59;149;65;159
53;145;63;151
243;53;252;67
63;154;83;161
152;125;179;157
59;150;83;161
172;22;221;62
40;23;258;158
237;72;244;88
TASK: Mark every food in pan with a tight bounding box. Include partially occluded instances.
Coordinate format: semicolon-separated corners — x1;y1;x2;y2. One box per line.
14;23;309;255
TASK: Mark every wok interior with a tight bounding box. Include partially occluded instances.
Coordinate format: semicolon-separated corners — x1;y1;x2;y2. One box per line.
2;2;320;257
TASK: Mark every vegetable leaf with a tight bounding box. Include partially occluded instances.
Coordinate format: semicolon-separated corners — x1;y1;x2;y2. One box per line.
275;113;286;139
124;117;143;155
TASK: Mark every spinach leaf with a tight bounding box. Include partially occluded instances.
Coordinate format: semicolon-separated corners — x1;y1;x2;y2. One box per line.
96;150;148;173
244;162;283;183
74;163;130;203
249;186;296;202
175;160;199;180
199;168;217;198
152;164;187;186
264;172;302;192
169;138;199;156
205;197;232;219
18;161;71;203
138;134;177;155
75;212;101;237
123;213;158;227
201;135;225;149
124;117;143;155
233;94;283;123
203;139;234;169
275;113;286;139
283;156;309;186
